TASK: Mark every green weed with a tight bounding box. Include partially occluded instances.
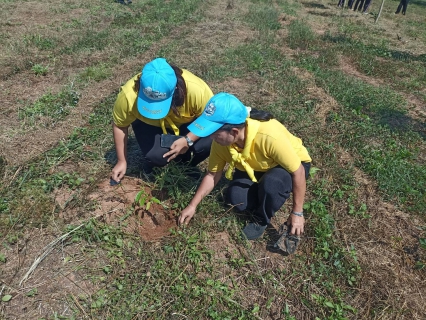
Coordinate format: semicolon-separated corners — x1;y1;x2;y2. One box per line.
31;64;49;76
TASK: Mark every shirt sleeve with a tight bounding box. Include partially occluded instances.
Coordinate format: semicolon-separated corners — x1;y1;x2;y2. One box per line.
266;135;301;173
112;90;136;127
207;142;227;173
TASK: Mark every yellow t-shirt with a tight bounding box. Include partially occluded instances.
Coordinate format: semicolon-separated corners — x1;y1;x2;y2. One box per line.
112;69;213;131
208;118;312;175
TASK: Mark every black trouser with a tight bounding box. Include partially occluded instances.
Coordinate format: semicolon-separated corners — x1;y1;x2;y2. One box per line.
131;119;212;173
226;162;311;225
396;0;410;14
353;0;365;11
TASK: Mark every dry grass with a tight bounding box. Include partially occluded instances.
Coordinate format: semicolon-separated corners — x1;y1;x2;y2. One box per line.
0;0;425;319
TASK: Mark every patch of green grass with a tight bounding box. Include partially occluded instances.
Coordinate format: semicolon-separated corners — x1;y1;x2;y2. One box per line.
78;63;112;83
275;0;302;16
18;87;80;126
23;34;56;50
246;1;282;31
62;29;111;54
321;30;426;91
287;20;317;50
308;67;426;213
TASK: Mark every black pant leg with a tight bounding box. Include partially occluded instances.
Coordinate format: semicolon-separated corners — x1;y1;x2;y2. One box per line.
226;170;264;212
402;0;409;14
254;167;293;225
363;0;371;12
254;163;311;225
131;120;170;172
396;1;402;13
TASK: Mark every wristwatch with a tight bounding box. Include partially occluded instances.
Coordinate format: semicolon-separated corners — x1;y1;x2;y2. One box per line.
184;135;194;147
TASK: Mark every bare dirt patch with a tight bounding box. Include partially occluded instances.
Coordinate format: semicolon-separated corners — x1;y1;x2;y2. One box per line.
86;178;177;241
0;228;99;319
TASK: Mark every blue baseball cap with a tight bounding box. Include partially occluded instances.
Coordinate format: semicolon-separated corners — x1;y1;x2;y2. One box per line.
137;58;177;120
188;92;249;137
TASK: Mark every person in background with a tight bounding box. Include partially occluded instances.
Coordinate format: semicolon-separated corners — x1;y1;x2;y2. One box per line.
337;0;356;10
395;0;410;15
111;58;213;183
178;93;312;240
361;0;372;14
353;0;370;13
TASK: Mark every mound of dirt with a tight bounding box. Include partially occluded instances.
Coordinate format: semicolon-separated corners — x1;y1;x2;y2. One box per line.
87;178;177;241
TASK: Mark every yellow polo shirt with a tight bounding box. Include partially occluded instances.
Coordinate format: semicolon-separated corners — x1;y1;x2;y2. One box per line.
113;69;213;130
208;118;311;175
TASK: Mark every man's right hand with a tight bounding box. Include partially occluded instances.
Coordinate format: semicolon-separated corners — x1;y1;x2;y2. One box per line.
111;160;127;183
179;204;197;226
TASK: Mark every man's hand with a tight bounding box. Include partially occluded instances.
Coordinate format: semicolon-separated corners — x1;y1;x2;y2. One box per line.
163;137;189;162
111;160;127;183
288;214;305;236
179;204;197;226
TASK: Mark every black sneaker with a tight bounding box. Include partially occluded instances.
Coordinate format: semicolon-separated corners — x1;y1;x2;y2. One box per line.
242;222;267;240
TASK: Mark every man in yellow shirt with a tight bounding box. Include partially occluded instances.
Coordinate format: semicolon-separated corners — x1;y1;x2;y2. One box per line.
179;93;312;242
111;58;213;183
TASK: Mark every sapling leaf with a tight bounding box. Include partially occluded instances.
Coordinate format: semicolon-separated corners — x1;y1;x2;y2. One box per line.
151;197;161;204
135;190;143;205
2;295;12;302
139;196;146;207
146;201;151;211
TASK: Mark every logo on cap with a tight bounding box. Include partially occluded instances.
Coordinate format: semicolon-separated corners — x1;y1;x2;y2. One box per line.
143;87;167;101
204;103;216;116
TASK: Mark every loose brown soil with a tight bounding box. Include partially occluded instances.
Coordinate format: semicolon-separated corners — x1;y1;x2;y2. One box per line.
87;178;177;241
1;0;426;319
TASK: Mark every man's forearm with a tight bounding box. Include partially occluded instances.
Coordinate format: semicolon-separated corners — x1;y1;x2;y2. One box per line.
113;123;128;162
189;171;221;207
291;164;306;213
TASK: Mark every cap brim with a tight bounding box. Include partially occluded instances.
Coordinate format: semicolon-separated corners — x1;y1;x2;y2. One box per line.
187;116;223;138
137;91;173;120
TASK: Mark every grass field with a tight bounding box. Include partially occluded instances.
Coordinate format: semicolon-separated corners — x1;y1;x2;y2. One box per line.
0;0;425;319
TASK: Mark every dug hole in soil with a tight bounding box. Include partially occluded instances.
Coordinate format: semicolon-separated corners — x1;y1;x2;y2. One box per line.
87;177;178;241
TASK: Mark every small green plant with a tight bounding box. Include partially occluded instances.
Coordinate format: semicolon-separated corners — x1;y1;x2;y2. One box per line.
0;253;6;263
31;64;49;76
134;189;161;211
26;288;38;297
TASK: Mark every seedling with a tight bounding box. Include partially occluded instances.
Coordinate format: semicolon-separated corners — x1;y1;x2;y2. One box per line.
134;189;161;211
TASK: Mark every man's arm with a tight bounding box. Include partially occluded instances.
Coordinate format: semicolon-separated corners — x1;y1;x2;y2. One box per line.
179;170;222;225
111;123;129;182
288;164;306;236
